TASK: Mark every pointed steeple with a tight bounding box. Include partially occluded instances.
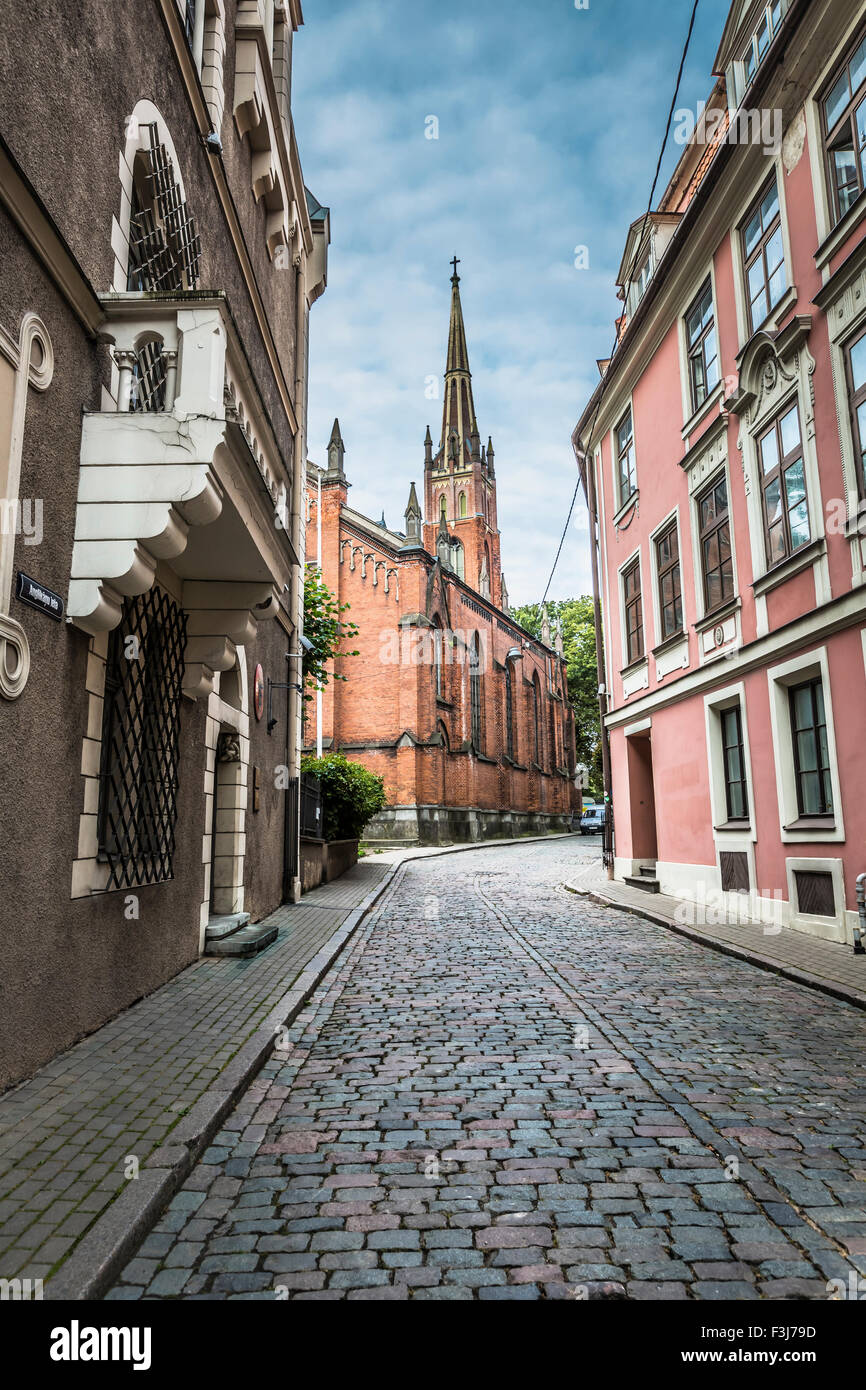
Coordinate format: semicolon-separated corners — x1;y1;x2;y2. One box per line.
380;509;387;529
486;436;495;474
400;481;424;551
541;604;552;646
440;260;478;464
326;418;345;479
424;425;433;469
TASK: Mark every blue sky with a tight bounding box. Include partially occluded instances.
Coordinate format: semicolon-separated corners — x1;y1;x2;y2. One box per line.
293;0;723;606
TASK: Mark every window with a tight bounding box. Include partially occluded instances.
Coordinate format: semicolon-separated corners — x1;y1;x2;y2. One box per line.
622;558;644;666
184;0;196;47
741;177;786;332
532;675;542;764
616;407;636;505
504;661;515;760
469;637;482;750
758;401;809;567
434;623;443;700
822;26;866;224
548;700;557;771
458;491;467;518
794;869;836;917
698;474;734;613
740;1;785;93
453;542;464;580
655;522;682;640
97;588;187;889
685;280;719;411
845;326;866;495
631;253;652;311
439;494;447;525
721;705;749;821
789;678;833;817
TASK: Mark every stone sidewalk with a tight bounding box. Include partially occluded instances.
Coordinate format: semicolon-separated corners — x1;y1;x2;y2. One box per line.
567;860;866;1010
0;859;393;1297
0;831;576;1299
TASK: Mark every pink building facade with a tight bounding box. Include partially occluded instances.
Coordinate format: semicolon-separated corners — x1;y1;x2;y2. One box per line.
575;0;866;944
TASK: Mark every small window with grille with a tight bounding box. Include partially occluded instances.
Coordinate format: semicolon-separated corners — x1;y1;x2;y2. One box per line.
97;588;187;890
794;870;836;919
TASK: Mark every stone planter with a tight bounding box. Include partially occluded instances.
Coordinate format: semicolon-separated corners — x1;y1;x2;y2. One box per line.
299;837;359;894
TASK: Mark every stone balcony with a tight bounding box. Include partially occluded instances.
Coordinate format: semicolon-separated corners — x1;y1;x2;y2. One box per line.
68;291;297;697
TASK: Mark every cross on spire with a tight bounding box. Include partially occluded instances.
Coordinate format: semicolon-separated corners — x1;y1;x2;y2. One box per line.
450;255;460;280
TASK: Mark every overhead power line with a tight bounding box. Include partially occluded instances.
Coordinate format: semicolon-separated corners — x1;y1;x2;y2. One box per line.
540;0;701;608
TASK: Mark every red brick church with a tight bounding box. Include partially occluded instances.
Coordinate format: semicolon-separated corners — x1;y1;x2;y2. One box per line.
305;265;578;843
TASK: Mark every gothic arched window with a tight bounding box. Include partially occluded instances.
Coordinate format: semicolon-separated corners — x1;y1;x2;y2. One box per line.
504;660;515;761
532;674;542;766
433;621;443;700
452;542;465;580
470;635;482;751
458;491;467;518
439;494;447;526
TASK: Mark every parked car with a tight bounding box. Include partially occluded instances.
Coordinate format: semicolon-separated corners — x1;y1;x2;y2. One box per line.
579;804;607;836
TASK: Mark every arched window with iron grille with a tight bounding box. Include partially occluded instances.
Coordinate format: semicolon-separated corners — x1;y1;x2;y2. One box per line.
504;660;515;760
532;673;542;766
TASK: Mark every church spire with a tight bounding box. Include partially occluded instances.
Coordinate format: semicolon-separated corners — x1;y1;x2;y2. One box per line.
440;259;478;464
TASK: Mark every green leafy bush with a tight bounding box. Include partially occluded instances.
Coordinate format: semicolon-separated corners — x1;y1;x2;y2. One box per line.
301;753;387;843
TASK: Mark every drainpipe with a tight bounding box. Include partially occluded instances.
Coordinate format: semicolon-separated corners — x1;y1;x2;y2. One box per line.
286;251;308;904
855;874;866;955
316;467;323;759
573;432;614;880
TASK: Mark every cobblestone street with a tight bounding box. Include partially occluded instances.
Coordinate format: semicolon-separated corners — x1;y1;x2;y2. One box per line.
110;840;866;1302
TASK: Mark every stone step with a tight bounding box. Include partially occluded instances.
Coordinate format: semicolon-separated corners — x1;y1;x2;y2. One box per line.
204;920;279;958
624;874;661;894
638;864;658;877
204;912;250;941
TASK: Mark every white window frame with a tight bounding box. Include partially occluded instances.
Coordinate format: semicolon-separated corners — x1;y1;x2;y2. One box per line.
618;545;646;674
784;855;848;943
766;645;845;843
704;680;756;841
611;399;638;517
678;261;724;438
729;159;796;349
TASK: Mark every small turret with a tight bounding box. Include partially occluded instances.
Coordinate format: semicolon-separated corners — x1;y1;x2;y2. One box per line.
486;436;495;474
424;425;433;469
501;572;509;614
326;418;346;479
541;604;552;646
401;481;423;550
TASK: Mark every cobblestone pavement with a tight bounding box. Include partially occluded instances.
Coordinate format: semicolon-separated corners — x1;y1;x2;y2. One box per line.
109;840;866;1301
0;861;388;1286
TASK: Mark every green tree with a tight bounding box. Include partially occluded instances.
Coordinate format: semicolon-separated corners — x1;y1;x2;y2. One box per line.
302;565;359;702
300;752;387;842
511;597;603;799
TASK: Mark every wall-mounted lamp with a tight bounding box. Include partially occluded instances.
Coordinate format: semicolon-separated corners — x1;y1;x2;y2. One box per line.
267;637;314;734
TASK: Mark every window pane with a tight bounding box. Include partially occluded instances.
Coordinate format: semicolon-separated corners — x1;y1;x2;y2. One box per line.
852;332;866;390
765;226;784;277
792;684;813;729
768;263;787;308
780;405;801;454
789;499;810;548
797;727;818;773
857;401;866;474
851;36;866;98
800;769;822;814
814;680;826;724
768;520;786;565
760;427;779;474
744;207;762;256
760;181;779;226
784;456;806;506
748;256;767;303
833;135;859;214
725;743;743;783
825;69;851;131
715;479;728;513
706;568;721;610
721;556;733;597
765;475;783;522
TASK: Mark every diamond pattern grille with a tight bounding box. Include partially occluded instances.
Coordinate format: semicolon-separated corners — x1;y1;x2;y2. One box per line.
97;588;187;890
126;125;202;292
130;340;167;413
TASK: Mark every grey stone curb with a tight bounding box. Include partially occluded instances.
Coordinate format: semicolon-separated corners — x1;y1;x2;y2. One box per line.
569;882;866;1014
46;832;574;1300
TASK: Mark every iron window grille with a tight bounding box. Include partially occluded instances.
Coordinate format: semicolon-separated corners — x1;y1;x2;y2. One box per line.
469;639;482;751
184;0;196;47
300;772;322;840
845;325;866;497
821;23;866;225
741;176;786;332
720;850;750;893
721;704;749;821
685;279;719;411
622;558;644;666
126;124;202;294
548;700;557;771
532;676;541;765
616;407;637;506
130;341;168;413
758;401;809;567
654;522;683;641
504;661;515;760
97;588;187;890
789;677;833;818
697;473;734;615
